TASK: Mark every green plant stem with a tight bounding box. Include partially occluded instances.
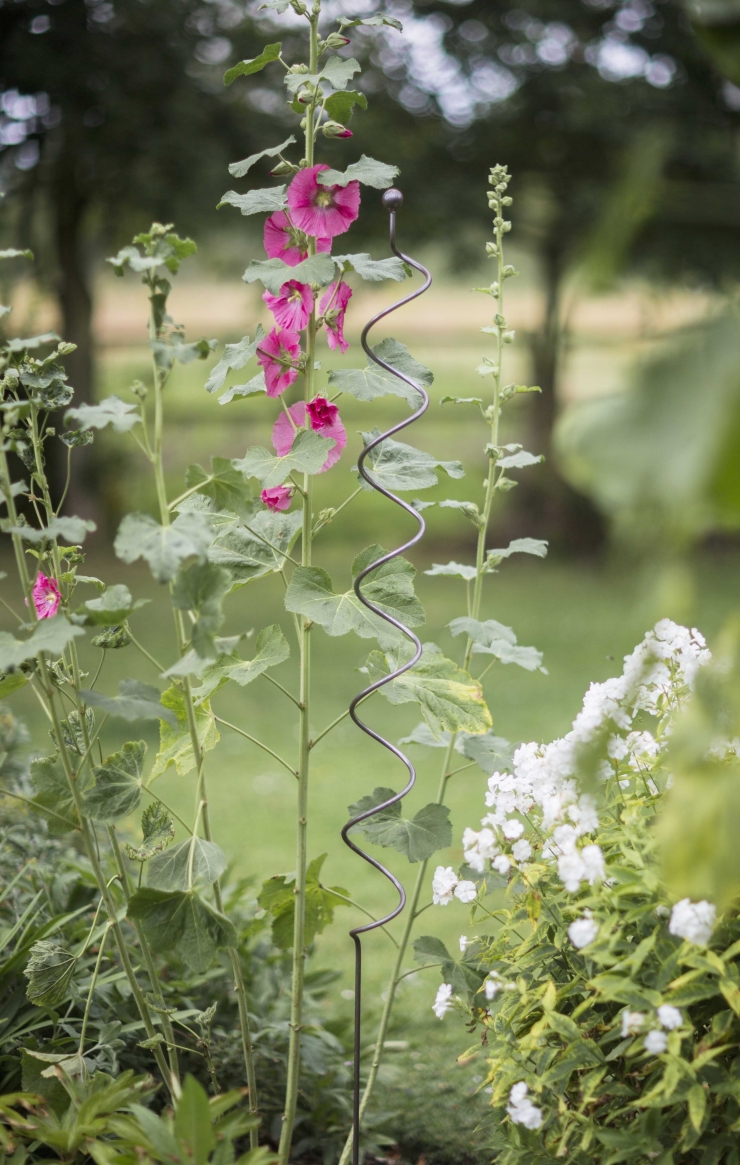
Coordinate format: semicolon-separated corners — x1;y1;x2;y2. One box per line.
78;923;112;1060
309;706;350;749
215;716;298;778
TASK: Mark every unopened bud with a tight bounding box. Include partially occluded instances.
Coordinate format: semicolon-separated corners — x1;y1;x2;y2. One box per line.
57;342;77;356
270;160;297;176
322;120;353;138
486;242;498;257
503;330;515;344
289;63;309;74
323;32;351;48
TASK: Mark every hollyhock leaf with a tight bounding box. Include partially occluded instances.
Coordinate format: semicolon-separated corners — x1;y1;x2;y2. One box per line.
218;187;288;215
456;731;514;775
125;802;175;862
172;561;231;660
328;338;431;406
348;789;452;862
449;616;517;647
413;936;482;995
424;562;478;581
228;135;296;178
337;14;403;30
359;430;464;492
320;55;362;89
0;672;29;697
318;154;398;189
80;679;178;727
174;1076;216;1165
7;515;96;544
58;708;94;757
150;685;219;779
324;90;368;123
471;640;546;673
208;510;302;586
244;252;335;295
83;740;146;821
333;253;407;282
184;457;255;518
224;42;282;85
205;329;264;393
219;371;267;405
413;935;452;966
79;584;141;625
193;624;290;703
0;617;84;672
235;429;334;489
440;396;483;407
114;511;214;583
399;722;452;749
30;754;78;834
59;428;94;448
65;395;140;433
147;837;227;892
24;940;77;1007
5;332;59;353
151;335;217;373
365;646;492;738
259;854;348;950
497;449;544;469
486;537;549;566
128;888;235;972
290;252;336;287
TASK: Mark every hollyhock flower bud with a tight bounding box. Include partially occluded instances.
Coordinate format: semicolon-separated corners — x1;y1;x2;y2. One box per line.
287;164;360;239
323;32;351;48
256;327;302;397
272;399;346;472
262;280;314;332
31;572;61;619
263;211;332;268
261;485;292;512
269;160;297;177
322;121;353;139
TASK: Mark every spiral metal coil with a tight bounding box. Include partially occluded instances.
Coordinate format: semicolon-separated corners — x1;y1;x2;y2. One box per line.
340;188;432;1165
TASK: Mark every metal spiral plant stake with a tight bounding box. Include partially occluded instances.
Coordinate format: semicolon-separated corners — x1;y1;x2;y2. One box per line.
341;188;432;1165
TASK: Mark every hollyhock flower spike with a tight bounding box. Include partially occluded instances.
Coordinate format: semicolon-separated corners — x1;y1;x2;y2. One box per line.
263;210;332;267
261;485;292;512
257;327;302;397
272;398;346;472
319;281;352;354
31;572;61;619
287;164;360;239
263;280;314;332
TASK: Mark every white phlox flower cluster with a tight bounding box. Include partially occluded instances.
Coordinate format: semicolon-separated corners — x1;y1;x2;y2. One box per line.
507;1082;543;1129
482;970;516;1001
621;1003;683;1053
669;899;716;946
432;865;477;905
567;911;599;949
433;982;453;1019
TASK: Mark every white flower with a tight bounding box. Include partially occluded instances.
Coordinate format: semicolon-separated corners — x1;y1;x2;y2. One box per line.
462;826;498;872
512;838;532;862
502;818;524;840
621;1010;646;1037
581;844;605;883
669;898;716;946
459;935;469;953
644;1029;668;1054
432;866;458;906
507;1082;543;1129
484;971;504;1000
657;1004;682;1030
432;983;453;1019
568;916;598;949
492;854;511;874
455;879;477;904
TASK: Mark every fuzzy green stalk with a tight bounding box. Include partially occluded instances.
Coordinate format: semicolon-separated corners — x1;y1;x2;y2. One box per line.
145;296;260;1138
337;172;511;1165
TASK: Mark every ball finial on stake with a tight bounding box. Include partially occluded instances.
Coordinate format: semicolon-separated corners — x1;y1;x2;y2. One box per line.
382;187;403;211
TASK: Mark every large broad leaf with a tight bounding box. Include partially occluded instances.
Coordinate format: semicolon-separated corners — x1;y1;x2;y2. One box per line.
218;371;266;406
193;624;290;703
235;429;333;489
151;335;216;373
150;685;219;780
64;396;140;433
218;186;287;216
283;55;360;95
224;42;282;85
209;510;302;585
172;562;231;660
413;935;485;997
328;338;431;408
77;584;148;626
30;754;78;834
318;154;398;189
486;537;549;569
115;512;213;583
184;459;254;519
348;787;452;862
359;430;463;492
365;646;492;738
7;516;96;544
24;940;76;1007
80;679;177;727
284;545;425;647
128;888;236;973
228;135;296;178
83;741;146;821
125;802;175;863
471;640;547;673
449;616;516;647
0;616;84;672
204;330;264;394
257;854;347;950
457;732;514;775
242;252;335;295
333;253;407;282
147;837;227;892
452;615;546;670
424;562;478;581
323;91;367;123
174;1075;216;1165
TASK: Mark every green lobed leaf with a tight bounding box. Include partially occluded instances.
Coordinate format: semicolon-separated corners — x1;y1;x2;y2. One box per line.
235;429;334;489
6;515;96;544
151;335;217;373
224;43;282;86
486;537;549;567
365;646;492;738
218;186;287;216
205;330;264;394
333;253;407;282
114;511;214;583
359;430;463;492
83;740;146;821
257;854;347;950
147;837;227;892
324;90;368;123
193;624;290;703
172;561;232;660
412;935;484;996
150;684;219;780
80;679;178;726
184;458;255;518
449;616;517;646
228;135;296;178
498;448;544;470
128;888;236;973
78;584;147;626
24;940;77;1008
328;338;431;408
0;616;84;673
58;707;94;756
318;154;398;189
424;561;478;581
471;640;546;673
348;787;452;862
218;371;266;406
64;396;140;433
242;251;335;295
337;13;403;30
457;731;514;775
125;802;175;862
30;754;78;834
208;510;302;586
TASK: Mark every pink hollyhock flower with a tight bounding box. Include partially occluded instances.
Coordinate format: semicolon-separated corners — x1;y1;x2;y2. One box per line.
272;399;346;472
263;280;314;332
257;327;302;397
261;485;292;512
263;211;332;267
32;572;60;619
319;281;353;354
287;164;360;239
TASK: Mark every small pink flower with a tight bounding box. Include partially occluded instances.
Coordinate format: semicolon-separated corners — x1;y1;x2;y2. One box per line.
319;281;353;354
261;485;292;512
287;164;360;239
32;572;60;619
263;280;314;332
272;399;346;472
263;211;332;268
257;327;302;397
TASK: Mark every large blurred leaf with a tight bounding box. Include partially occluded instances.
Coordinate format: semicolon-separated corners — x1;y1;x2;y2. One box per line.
128;888;235;973
257;854;347;950
347;787;452;862
328;338;430;408
358;430;463;492
150;685;219;779
193;624;290;703
84;740;146;821
365;646;492;737
24;940;76;1007
209;510;302;586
